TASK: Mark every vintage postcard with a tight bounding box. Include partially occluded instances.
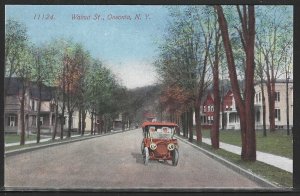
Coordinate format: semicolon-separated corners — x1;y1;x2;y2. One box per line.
3;4;294;191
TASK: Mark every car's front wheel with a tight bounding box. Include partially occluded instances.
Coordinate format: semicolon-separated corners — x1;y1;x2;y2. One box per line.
172;148;179;166
143;147;149;165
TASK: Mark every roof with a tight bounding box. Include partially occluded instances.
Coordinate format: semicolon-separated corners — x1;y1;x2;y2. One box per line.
30;83;54;101
142;121;178;128
4;77;56;101
4;77;24;95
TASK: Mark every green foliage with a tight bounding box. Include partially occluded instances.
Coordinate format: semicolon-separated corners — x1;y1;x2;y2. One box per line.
30;43;59;86
85;60;123;116
5;19;28;77
255;6;293;79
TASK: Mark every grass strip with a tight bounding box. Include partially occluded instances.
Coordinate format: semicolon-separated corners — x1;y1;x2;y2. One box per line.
188;138;292;188
193;129;293;159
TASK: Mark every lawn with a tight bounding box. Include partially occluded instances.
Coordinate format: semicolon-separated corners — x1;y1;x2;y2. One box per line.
193;141;293;188
5;134;37;144
193;128;293;159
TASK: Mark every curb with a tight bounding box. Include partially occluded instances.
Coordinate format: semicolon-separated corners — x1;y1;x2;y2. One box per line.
175;135;281;189
5;129;131;157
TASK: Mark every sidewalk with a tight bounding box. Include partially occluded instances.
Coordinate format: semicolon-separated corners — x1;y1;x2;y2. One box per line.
180;133;293;173
5;134;90;147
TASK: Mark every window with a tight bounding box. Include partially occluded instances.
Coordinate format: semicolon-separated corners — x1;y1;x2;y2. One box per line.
203;106;206;112
275;108;281;121
275;92;280;102
208;106;211;112
211;106;214;112
8;115;17;127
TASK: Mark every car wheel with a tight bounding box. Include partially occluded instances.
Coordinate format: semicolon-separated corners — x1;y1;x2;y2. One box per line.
172;148;179;166
141;141;144;153
143;147;149;165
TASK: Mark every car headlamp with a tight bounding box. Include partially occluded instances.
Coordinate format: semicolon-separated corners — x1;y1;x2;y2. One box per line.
150;142;157;150
167;143;175;151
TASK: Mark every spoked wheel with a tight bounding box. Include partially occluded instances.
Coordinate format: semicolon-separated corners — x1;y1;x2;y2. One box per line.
172;148;179;166
143;147;149;165
141;141;144;154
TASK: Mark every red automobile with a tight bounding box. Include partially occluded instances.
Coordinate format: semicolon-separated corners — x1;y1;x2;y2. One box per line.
141;122;179;166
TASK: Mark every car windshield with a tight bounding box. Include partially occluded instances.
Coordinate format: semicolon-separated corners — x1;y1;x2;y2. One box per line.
149;126;174;139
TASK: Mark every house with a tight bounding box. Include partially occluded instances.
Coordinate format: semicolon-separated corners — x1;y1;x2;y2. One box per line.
221;90;240;130
4;78;31;134
196;79;293;130
199;89;240;130
200;93;215;129
254;80;293;130
4;77;93;135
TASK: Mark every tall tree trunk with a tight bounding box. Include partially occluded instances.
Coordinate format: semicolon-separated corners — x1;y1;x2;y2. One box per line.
20;85;26;145
60;64;66;140
67;111;72;138
37;83;42;143
78;107;82;134
91;110;94;135
211;64;220;149
60;99;65;140
215;5;256;161
260;81;267;136
52;102;59;141
266;79;276;132
286;75;290;135
195;100;202;143
188;107;193;142
180;113;185;137
211;28;221;149
82;110;86;136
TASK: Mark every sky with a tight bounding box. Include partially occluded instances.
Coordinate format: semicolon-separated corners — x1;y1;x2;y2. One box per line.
5;5;293;88
5;5;172;89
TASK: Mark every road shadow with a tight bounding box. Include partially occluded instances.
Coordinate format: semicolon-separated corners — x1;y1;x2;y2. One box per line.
131;152;174;167
131;152;144;164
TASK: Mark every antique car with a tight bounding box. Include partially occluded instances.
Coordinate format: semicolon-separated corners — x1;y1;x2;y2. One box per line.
141;122;179;166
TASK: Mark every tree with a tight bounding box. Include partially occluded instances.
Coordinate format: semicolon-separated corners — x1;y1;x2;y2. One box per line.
215;5;256;161
156;6;212;143
255;6;292;132
14;46;34;145
85;60;121;134
255;46;267;136
203;9;223;149
71;44;90;136
5;19;28;105
31;44;58;143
